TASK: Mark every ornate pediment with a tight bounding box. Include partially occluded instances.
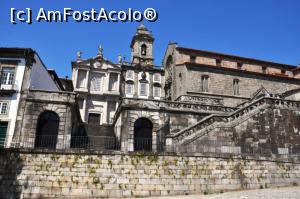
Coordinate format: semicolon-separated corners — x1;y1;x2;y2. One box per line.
87;58;121;72
93;61;102;68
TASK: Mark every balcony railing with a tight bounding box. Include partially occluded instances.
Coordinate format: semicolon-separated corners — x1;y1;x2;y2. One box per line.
0;83;17;93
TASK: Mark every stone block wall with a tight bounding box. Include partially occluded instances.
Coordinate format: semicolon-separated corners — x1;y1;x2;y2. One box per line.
182;105;300;156
173;64;300;107
12;90;78;149
168;112;204;134
0;150;300;198
119;109;162;152
116;104;207;152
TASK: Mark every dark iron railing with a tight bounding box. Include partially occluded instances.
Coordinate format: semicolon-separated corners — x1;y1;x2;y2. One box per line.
1;135;300;163
70;136;120;150
134;137;152;151
35;135;58;149
4;135;121;150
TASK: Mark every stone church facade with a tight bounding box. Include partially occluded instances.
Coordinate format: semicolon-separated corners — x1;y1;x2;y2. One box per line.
111;24;300;154
1;25;300;158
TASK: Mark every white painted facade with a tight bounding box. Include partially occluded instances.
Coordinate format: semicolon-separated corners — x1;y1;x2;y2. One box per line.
123;24;164;100
72;53;121;125
124;70;164;100
0;58;26;147
0;50;60;147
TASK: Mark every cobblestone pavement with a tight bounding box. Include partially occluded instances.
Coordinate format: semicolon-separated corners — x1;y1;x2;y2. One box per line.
133;186;300;199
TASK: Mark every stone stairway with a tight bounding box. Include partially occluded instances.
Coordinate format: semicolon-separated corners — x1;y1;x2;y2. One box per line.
166;96;299;148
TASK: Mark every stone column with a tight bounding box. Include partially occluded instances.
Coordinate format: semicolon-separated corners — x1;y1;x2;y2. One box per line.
134;71;138;98
64;106;71;149
149;72;153;99
107;72;110;92
117;74;120;92
85;70;90;90
73;68;78;88
83;98;87;122
152;131;157;152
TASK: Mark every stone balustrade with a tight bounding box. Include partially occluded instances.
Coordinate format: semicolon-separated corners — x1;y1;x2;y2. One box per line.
120;97;237;114
167;97;300;146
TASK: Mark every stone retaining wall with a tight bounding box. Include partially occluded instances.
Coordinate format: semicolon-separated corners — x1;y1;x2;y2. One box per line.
0;149;300;198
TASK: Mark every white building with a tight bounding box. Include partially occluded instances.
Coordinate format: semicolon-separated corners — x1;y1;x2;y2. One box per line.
0;48;62;147
71;47;121;136
122;24;164;100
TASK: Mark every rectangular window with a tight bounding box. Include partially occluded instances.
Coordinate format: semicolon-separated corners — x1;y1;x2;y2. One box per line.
88;113;101;125
126;70;134;80
0;121;8;148
153;86;161;97
77;70;86;88
233;79;239;95
201;75;209;92
1;67;14;85
107;102;117;124
90;73;103;92
153;73;161;82
125;83;133;95
216;59;221;66
190;55;196;63
109;73;118;91
0;102;8;115
237;62;243;69
140;83;148;96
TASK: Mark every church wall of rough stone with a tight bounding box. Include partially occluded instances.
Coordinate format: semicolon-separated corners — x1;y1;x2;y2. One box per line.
184;67;300;107
170;97;300;157
164;44;300;108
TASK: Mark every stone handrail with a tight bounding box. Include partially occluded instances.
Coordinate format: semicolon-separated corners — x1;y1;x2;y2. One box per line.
175;95;224;105
167;97;300;143
121;97;237;113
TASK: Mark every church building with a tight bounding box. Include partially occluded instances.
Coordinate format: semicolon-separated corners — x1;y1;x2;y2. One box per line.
2;25;300;158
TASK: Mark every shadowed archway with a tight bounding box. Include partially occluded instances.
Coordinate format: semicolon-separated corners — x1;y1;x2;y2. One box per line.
134;118;153;151
35;111;59;149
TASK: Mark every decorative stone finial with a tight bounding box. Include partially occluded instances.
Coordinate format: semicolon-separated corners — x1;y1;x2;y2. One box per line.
98;45;103;57
117;55;123;64
138;23;146;29
76;51;82;60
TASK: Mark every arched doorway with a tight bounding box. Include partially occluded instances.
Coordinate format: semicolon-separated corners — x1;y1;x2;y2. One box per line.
35;111;59;149
134;118;153;151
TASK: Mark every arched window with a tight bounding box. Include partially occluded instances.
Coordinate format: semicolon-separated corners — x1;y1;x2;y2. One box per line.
35;111;59;149
134;118;153;151
141;44;147;56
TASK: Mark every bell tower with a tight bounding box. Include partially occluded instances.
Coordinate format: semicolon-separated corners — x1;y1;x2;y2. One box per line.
130;24;154;66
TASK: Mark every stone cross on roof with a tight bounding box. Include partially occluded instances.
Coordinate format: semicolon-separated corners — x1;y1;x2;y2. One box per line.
98;45;103;57
76;51;82;60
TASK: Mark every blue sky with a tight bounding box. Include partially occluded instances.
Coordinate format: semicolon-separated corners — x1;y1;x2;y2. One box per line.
1;0;300;77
